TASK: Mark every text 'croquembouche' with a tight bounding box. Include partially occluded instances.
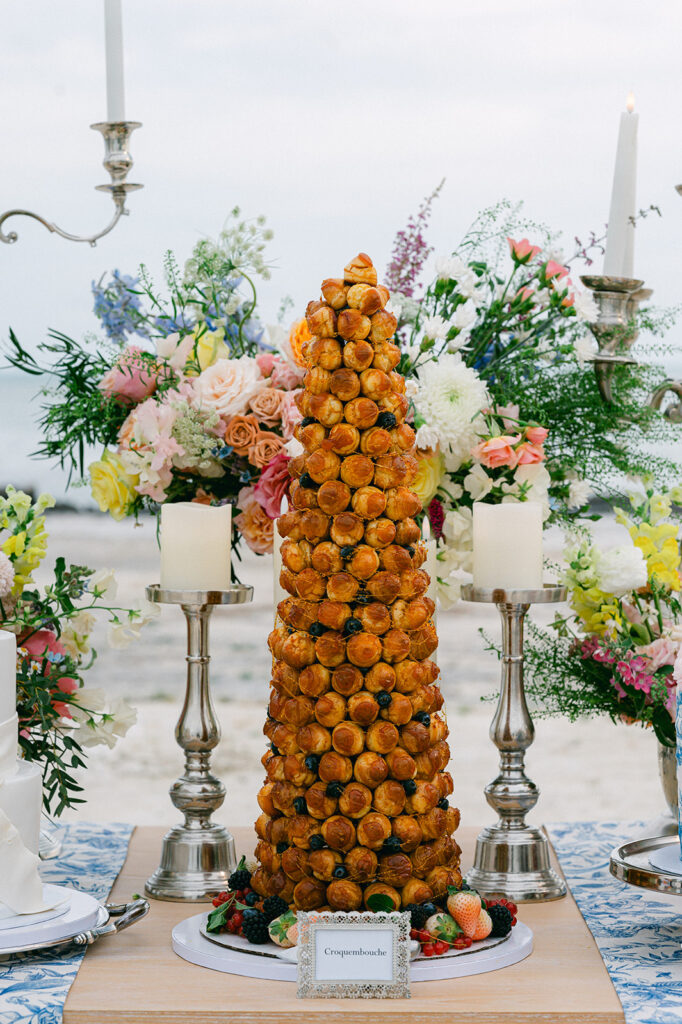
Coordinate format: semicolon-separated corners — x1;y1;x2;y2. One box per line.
254;253;461;913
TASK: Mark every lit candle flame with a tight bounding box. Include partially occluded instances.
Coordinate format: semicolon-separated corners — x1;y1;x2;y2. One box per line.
626;91;635;113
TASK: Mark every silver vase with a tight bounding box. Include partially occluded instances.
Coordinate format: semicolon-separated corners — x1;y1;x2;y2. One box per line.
658;741;677;820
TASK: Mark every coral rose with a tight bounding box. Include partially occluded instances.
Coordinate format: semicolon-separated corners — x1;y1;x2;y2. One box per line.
98;346;158;405
195;356;265;418
248;431;286;469
224;415;260;457
249;388;286;427
507;237;542;265
235;486;274;554
515;441;545;465
524;426;549;445
472;436;520;469
253;451;291;518
281;390;304;440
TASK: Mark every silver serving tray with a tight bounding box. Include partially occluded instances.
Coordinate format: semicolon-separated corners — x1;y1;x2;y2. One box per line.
609;834;682;896
0;898;149;956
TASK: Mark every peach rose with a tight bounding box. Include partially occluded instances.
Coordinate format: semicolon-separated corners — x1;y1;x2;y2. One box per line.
248;431;286;469
224;414;260;457
195;356;264;418
472;435;520;469
515;441;545;465
287;319;313;368
249;388;286;427
235;485;274;554
525;426;549;445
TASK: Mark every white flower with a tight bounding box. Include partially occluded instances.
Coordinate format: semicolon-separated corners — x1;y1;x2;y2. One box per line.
285;436;304;458
594;544;647;597
514;464;551;519
70;688;107;724
195;356;265;418
405;379;419;400
61;610;96;659
422;315;449;341
567;477;592;510
435;255;468;281
415;424;440;450
443;506;473;546
0;553;14;599
108;697;138;739
89;569;118;600
463;463;493;501
457;271;480;300
573;289;599;324
156;332;180;359
385;299;402;319
452;300;477;331
573;334;596;368
412;355;488;472
534;288;551;309
447;335;467;353
405;344;421;362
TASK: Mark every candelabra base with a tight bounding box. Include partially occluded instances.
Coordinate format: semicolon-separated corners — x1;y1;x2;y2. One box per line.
466;826;566;903
145;824;237;902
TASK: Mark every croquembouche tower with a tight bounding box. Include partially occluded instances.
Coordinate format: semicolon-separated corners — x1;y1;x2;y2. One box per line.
253;254;461;913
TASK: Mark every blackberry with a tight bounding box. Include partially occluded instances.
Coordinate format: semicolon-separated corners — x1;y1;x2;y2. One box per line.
340;545;356;559
488;904;513;938
244;890;260;907
326;781;344;798
228;856;252;892
437;797;449;810
406;546;415;558
433;891;448;909
301;416;316;427
402;778;417;795
382;836;401;853
293;796;307;814
309;834;325;850
300;473;316;489
276;841;288;854
405;903;428;930
262;895;290;924
304;754;320;772
309;622;325;638
354;591;371;605
376;411;397;430
342;617;363;636
241;910;270;944
270;742;280;755
376;690;392;708
333;865;347;879
414;711;431;726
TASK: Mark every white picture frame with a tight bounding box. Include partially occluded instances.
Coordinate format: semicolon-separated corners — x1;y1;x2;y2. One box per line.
296;910;411;999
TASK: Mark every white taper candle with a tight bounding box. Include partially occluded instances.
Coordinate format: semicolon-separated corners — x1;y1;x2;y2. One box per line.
104;0;126;122
603;93;638;279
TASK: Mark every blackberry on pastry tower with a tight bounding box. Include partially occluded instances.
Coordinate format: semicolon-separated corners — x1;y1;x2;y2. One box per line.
254;254;461;913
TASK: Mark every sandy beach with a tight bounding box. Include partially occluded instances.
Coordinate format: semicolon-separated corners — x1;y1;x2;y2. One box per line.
29;511;668;835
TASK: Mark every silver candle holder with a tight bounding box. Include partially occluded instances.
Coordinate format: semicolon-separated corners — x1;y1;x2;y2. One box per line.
144;583;253;902
579;274;644;404
0;120;142;247
461;583;567;902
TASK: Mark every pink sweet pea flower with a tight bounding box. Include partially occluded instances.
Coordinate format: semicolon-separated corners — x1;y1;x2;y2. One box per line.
525;426;549;445
98;346;159;405
543;260;570;281
507;238;542;265
271;358;305;390
515;441;545;465
471;435;520;469
256;352;277;377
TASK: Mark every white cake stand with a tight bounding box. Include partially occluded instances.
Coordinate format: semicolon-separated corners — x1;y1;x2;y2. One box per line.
172;912;533;982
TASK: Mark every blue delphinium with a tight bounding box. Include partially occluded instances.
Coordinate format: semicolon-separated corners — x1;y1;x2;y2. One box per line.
92;270;149;345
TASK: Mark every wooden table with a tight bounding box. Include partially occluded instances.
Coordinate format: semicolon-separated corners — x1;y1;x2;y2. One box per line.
64;826;624;1024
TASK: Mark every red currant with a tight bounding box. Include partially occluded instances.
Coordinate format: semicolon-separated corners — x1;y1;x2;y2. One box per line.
434;941;448;955
464;937;472;947
422;943;435;957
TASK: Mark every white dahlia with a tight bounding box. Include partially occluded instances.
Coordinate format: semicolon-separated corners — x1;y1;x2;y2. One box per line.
412;355;488;471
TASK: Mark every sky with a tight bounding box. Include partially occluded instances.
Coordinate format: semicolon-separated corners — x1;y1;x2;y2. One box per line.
1;0;682;361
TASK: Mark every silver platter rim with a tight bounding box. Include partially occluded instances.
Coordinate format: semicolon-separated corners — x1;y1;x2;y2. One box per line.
0;905;110;956
609;834;682;896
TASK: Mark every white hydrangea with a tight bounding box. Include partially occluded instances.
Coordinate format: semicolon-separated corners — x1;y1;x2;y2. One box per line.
594;544;647;597
412;355;488;472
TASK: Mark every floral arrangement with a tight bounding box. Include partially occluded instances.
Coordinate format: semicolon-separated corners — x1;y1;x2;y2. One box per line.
6;210;310;565
518;484;682;747
388;198;680;604
0;487;156;814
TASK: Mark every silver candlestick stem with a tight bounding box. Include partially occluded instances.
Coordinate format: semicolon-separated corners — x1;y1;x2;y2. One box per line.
461;584;567;902
144;583;253;901
580;274;644;403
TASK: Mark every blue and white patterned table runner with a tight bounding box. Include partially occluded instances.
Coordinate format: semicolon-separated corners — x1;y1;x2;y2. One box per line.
548;820;682;1024
0;822;133;1024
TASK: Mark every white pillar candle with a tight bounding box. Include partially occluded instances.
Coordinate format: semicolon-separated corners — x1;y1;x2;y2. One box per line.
422;520;438;666
104;0;126;122
473;502;543;591
273;496;288;615
0;631;16;724
160;503;232;591
603;93;638;279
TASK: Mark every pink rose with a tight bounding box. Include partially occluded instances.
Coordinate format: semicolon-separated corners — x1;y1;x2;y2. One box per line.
507;238;542;265
637;638;680;673
253;451;291;519
471;435;520;469
281;389;304;440
543;260;569;281
516;287;535;304
515;441;545;465
271;358;305;390
525;426;549;445
256;352;277;377
99;346;159;405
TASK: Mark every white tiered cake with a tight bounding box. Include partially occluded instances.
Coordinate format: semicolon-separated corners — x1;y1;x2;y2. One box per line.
0;629;46;915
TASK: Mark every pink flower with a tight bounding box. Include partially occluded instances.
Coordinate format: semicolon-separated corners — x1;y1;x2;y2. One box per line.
280;389;304;440
524;426;549;445
471;435;520;469
637;638;679;672
543;260;569;281
507;238;542;265
19;630;76;717
98;346;159;405
271;358;305;391
427;498;445;541
256;352;277;377
234;486;274;554
515;286;535;304
515;441;545;465
253;451;291;519
495;404;520;432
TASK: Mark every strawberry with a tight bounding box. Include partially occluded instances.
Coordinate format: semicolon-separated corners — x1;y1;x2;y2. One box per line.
447;891;482;937
472;909;493;941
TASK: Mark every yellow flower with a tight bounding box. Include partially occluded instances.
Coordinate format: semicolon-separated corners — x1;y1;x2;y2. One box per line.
649;493;672;524
185;327;231;375
89;450;139;521
412;449;445;506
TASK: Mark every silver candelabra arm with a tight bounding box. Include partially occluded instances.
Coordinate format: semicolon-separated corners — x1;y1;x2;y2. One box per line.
0;121;142;247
